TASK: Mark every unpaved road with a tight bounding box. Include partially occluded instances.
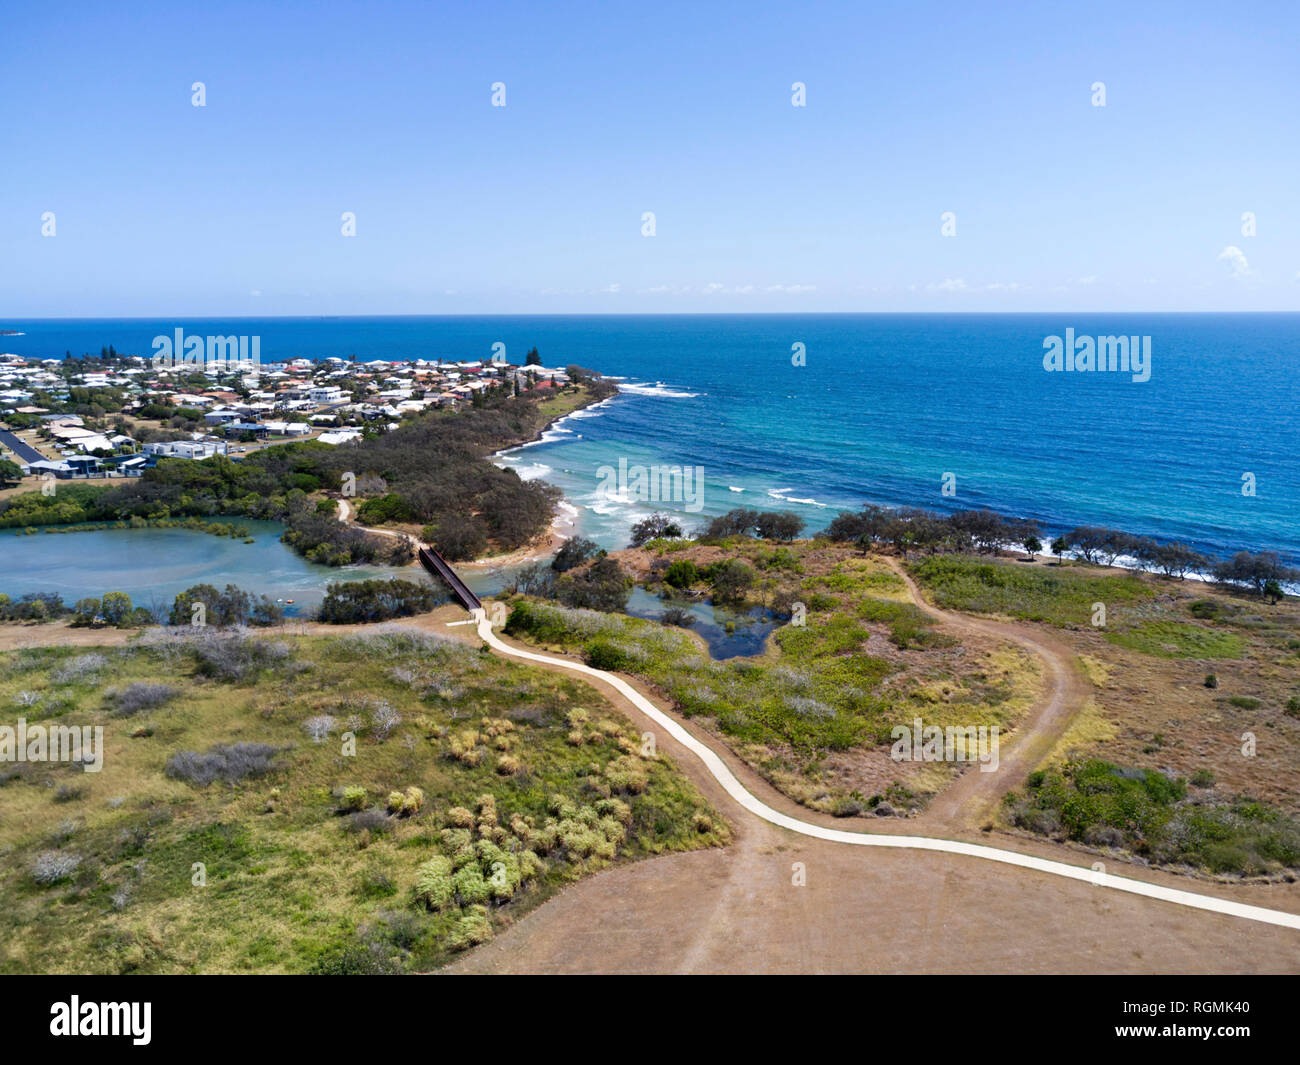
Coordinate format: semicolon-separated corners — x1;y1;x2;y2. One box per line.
883;557;1091;831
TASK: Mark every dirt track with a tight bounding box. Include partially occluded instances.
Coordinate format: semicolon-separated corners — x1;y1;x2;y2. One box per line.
883;558;1091;831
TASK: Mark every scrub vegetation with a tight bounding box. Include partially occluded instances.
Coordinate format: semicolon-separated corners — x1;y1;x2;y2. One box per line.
504;543;1038;817
0;626;723;974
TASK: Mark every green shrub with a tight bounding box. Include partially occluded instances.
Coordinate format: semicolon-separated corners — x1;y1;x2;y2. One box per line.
452;863;490;905
1189;599;1238;620
663;559;698;589
414;856;454;911
355;492;414;524
446;905;493;951
319;578;444;624
585;640;630;672
1006;759;1300;875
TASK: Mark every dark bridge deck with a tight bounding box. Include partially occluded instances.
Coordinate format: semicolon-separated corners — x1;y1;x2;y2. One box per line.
417;546;482;612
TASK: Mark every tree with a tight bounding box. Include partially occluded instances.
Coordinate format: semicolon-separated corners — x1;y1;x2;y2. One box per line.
630;513;683;547
319;578;444;623
171;585;219;626
663;559;698;589
1050;536;1068;563
0;458;22;485
525;347;542;366
554;557;630;611
704;508;760;539
551;536;601;573
72;598;102;625
1136;540;1209;579
1214;551;1300;597
565;364;600;385
355;492;414;524
708;559;756;604
100;591;133;626
1099;529;1140;567
1023;535;1042;559
755;511;806;541
1065;526;1106;564
950;510;1008;554
510;562;554;597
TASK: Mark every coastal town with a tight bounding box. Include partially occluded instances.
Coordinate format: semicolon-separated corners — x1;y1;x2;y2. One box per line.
0;347;575;486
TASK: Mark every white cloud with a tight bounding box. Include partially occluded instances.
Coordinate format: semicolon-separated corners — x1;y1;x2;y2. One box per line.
928;278;967;292
599;283;622;294
1217;245;1252;278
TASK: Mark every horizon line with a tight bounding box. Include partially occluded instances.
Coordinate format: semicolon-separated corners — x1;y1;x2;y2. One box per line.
6;309;1300;323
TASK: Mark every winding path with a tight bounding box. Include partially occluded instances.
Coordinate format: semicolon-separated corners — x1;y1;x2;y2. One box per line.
472;607;1300;931
882;557;1090;830
332;500;1300;934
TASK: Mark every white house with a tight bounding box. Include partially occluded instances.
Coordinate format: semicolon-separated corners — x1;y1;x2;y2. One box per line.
308;386;347;405
262;421;311;436
317;429;363;445
144;440;228;460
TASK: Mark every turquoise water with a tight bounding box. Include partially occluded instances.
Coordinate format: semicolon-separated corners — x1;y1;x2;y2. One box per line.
5;314;1298;565
0;521;406;615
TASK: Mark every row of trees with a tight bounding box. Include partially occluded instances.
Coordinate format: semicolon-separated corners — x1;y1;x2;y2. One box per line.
168;584;284;627
628;508;807;548
825;504;1299;599
826;505;1039;556
701;508;806;541
318;578;446;623
2;577;451;629
0;589;159;626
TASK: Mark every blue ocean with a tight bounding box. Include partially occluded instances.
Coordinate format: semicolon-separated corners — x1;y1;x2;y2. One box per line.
4;314;1297;565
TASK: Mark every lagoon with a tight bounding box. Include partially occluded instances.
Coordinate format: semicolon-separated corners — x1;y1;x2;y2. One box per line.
0;521;406;616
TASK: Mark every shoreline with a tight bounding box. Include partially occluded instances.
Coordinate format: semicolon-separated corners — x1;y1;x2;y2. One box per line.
467;389;620;569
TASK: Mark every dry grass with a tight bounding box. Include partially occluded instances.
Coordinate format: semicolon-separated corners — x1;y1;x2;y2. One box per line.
0;628;726;973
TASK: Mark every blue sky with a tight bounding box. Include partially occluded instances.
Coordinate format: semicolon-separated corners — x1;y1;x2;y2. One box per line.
2;0;1298;315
